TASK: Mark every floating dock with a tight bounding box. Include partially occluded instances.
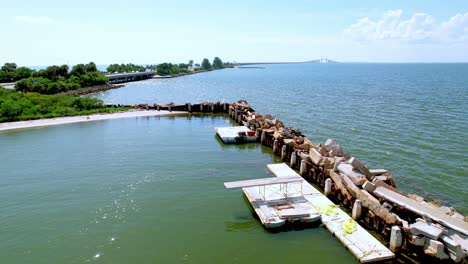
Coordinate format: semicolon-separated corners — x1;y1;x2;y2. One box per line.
224;176;321;228
267;163;395;263
215;126;256;143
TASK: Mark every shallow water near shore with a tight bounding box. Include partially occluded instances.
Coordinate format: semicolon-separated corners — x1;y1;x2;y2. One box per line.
0;115;356;263
96;63;468;214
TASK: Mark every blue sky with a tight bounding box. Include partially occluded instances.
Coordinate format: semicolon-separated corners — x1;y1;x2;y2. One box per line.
1;0;467;65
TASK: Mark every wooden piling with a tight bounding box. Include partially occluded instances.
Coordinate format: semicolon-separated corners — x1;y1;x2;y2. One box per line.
281;145;287;160
300;159;307;176
290;151;297;168
273;139;278;154
324;178;332;196
352;199;362;220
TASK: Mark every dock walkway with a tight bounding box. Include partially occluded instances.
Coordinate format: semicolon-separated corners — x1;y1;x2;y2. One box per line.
267;163;395;263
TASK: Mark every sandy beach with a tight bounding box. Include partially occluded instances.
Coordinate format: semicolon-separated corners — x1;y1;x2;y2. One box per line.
0;110;186;132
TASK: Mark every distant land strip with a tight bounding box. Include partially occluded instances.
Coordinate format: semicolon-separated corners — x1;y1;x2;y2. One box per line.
238;59;338;65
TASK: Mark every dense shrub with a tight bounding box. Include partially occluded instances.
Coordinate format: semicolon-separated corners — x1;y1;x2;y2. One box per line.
0;87;125;122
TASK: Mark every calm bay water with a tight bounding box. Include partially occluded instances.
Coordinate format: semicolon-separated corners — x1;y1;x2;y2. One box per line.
96;63;468;213
0;115;354;263
1;63;467;263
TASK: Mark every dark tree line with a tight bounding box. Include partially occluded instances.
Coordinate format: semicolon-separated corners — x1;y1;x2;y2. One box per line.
0;62;109;94
106;63;147;73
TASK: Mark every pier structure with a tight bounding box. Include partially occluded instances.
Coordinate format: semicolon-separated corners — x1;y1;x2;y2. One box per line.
267;163;395;263
108;99;467;263
227;100;468;263
224;175;320;228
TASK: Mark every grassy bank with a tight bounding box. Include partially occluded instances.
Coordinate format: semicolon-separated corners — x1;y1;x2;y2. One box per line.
58;83;125;96
0;87;130;122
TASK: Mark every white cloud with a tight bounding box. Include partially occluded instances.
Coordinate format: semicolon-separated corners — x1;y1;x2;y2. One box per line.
15;16;53;24
344;10;468;43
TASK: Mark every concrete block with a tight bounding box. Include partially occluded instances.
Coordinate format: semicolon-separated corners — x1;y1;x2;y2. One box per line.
363;181;376;194
374;180;403;195
452;212;465;221
349;157;372;179
408;193;425;202
409;234;426;246
373;175;388;182
424;239;449;260
369;169;388;176
390;226;403;252
337;163;366;186
309;148;322;165
440;234;466;262
324;138;335;147
438;206;453;215
410;221;444;240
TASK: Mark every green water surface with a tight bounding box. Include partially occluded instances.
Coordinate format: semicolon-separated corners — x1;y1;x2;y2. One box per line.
0;115;356;263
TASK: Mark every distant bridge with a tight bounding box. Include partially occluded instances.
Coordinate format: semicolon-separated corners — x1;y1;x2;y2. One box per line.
106;71;156;84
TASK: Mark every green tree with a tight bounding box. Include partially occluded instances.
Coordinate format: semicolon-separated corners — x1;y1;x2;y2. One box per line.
201;58;212;71
70;64;86;76
15;78;34;92
1;63;17;72
178;63;189;69
156;63;175;75
14;67;34;80
212;57;224;69
85;62;97;72
45;66;61;81
188;60;194;67
47;82;60;94
0;71;14;82
58;65;69;77
107;64;118;73
0;98;22;120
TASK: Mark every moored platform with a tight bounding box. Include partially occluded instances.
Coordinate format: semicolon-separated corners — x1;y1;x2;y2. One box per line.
267;163;395;263
224;176;320;228
215;126;256;143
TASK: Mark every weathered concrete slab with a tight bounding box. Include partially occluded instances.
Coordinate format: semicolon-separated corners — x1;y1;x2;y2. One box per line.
309;148;322;165
369;169;388;176
363;181;376;194
374;187;468;236
410;220;445;240
349;157;372;179
338;163;367;186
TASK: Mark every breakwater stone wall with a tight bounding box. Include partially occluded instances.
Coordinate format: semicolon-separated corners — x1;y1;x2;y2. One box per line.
112;99;467;263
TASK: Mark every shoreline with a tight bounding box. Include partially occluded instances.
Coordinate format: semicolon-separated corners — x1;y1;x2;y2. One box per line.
58;83;125;96
0;110;186;132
